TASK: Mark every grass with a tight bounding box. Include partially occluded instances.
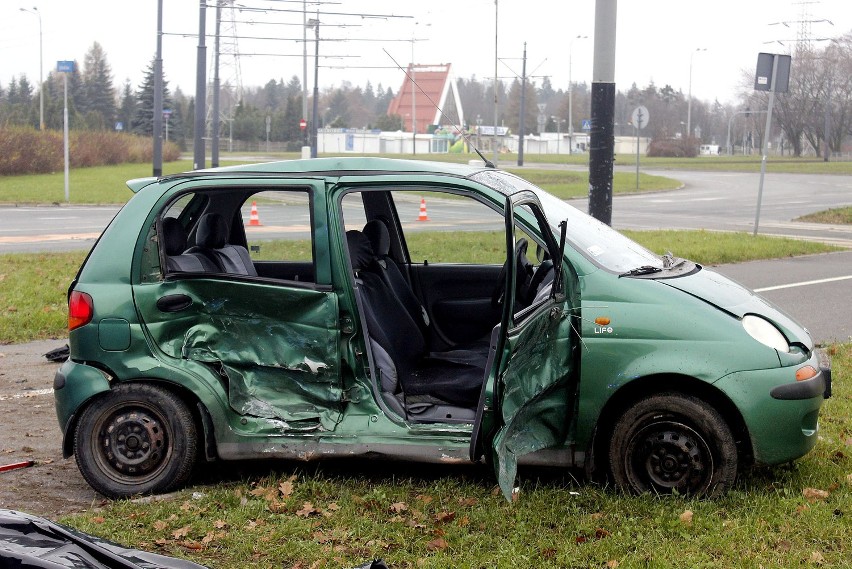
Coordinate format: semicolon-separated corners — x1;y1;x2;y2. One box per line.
0;160;247;204
503;168;678;199
56;343;852;568
0;231;839;345
796;206;852;225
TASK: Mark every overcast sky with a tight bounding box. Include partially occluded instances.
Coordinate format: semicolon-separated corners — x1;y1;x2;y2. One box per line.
1;0;849;110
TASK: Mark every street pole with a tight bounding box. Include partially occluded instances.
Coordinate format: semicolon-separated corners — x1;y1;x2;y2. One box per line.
153;0;164;177
311;15;319;159
517;43;527;167
493;0;499;165
568;35;587;155
63;70;69;202
302;0;309;151
588;0;617;226
193;1;207;170
754;54;779;237
411;40;416;155
726;109;766;155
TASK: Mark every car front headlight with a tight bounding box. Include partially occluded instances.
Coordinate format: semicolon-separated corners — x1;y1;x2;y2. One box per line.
742;314;789;353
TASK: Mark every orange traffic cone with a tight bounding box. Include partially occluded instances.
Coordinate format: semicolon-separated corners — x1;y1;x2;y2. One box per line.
417;197;430;222
249;201;262;226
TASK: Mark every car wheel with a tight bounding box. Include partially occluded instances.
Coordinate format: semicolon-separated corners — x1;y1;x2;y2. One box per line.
608;392;737;497
74;383;198;498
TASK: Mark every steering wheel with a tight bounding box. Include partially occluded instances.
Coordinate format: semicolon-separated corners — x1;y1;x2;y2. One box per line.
491;238;532;309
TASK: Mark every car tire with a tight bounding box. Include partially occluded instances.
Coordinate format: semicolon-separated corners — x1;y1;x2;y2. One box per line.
608;392;737;497
74;383;198;499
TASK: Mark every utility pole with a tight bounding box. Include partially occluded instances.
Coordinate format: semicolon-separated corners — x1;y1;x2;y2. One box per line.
588;0;617;225
310;14;320;159
153;0;164;176
517;43;527;166
493;0;499;165
193;1;207;170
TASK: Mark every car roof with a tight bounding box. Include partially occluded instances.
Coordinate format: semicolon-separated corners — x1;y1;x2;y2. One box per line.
126;157;498;194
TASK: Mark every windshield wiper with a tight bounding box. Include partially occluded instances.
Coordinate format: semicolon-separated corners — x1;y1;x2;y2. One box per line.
619;265;663;277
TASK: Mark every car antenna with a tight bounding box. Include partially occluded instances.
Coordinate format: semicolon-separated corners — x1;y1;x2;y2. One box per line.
383;48;495;169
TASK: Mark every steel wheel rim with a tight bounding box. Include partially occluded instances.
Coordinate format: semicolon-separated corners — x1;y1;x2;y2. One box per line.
625;420;714;494
90;402;173;485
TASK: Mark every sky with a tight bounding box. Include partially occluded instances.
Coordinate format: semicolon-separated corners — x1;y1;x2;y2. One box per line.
1;0;850;111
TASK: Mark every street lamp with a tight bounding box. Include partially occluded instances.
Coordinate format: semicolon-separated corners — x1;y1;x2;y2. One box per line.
686;47;707;140
19;6;43;130
568;35;588;155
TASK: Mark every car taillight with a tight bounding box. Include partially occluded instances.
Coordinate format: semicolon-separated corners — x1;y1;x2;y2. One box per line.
68;291;94;331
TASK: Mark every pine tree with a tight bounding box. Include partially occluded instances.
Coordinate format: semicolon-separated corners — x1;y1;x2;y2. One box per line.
82;42;117;129
117;80;135;133
132;58;172;136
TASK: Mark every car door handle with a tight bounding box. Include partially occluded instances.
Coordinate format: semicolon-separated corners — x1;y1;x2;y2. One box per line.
156;294;193;313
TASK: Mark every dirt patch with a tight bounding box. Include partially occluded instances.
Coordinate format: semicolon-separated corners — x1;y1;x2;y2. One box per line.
0;340;103;518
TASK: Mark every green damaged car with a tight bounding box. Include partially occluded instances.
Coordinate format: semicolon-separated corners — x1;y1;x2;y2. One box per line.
54;157;831;500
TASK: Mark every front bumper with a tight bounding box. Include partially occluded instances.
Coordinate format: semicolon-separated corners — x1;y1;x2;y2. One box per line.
770;349;832;400
713;349;829;466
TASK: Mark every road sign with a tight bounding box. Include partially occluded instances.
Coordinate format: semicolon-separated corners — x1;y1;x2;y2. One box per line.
299;118;307;130
56;61;74;73
581;119;591;131
631;106;649;129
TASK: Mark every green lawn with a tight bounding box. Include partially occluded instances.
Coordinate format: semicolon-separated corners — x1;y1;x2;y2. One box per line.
797;206;852;225
56;344;852;568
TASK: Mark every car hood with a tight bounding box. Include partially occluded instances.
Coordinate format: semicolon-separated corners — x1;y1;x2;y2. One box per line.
659;266;814;350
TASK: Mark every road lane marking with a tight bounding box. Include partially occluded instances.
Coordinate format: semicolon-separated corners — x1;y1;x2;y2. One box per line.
754;275;852;292
0;233;101;244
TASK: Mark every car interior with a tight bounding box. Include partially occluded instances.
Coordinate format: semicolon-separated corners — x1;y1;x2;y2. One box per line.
155;186;557;425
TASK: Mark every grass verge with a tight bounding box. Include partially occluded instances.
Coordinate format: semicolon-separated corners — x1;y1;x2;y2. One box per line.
0;231;839;345
796;206;852;225
503;168;678;199
57;344;851;568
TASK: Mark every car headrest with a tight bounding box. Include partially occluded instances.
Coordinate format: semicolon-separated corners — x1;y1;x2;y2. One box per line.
196;213;229;249
346;230;374;272
363;219;390;258
161;217;187;256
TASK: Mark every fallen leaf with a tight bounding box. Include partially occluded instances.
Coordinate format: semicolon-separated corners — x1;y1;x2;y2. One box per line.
153;520;168;531
279;480;294;499
91;516;105;524
213;519;227;529
457;497;478;507
296;502;318;517
796;503;810;515
172;526;190;539
803;488;830;502
388;515;405;523
575;534;588;544
390;501;408;513
366;539;389;549
178;540;203;551
590;512;604;521
435;511;455;524
595;528;611;540
776;540;792;553
268;500;288;513
201;532;216;545
416;494;433;504
540;547;556;559
679;510;694;525
327;502;340;512
606;561;620;568
811;551;825;565
457;516;470;528
426;538;448;552
180;501;192;511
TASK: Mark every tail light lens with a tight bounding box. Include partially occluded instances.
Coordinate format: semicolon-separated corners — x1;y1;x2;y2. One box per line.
68;291;94;331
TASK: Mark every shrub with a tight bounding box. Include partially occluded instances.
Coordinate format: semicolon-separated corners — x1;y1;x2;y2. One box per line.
647;137;700;158
0;127;180;175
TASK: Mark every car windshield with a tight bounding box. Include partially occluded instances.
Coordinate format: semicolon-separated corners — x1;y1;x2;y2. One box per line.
470;170;662;273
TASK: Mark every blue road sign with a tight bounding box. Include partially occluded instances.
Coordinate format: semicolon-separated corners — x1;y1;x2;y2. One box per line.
56;61;75;73
581;119;591;131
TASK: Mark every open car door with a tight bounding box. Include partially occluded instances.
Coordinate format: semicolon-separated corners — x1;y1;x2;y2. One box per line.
470;190;580;500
